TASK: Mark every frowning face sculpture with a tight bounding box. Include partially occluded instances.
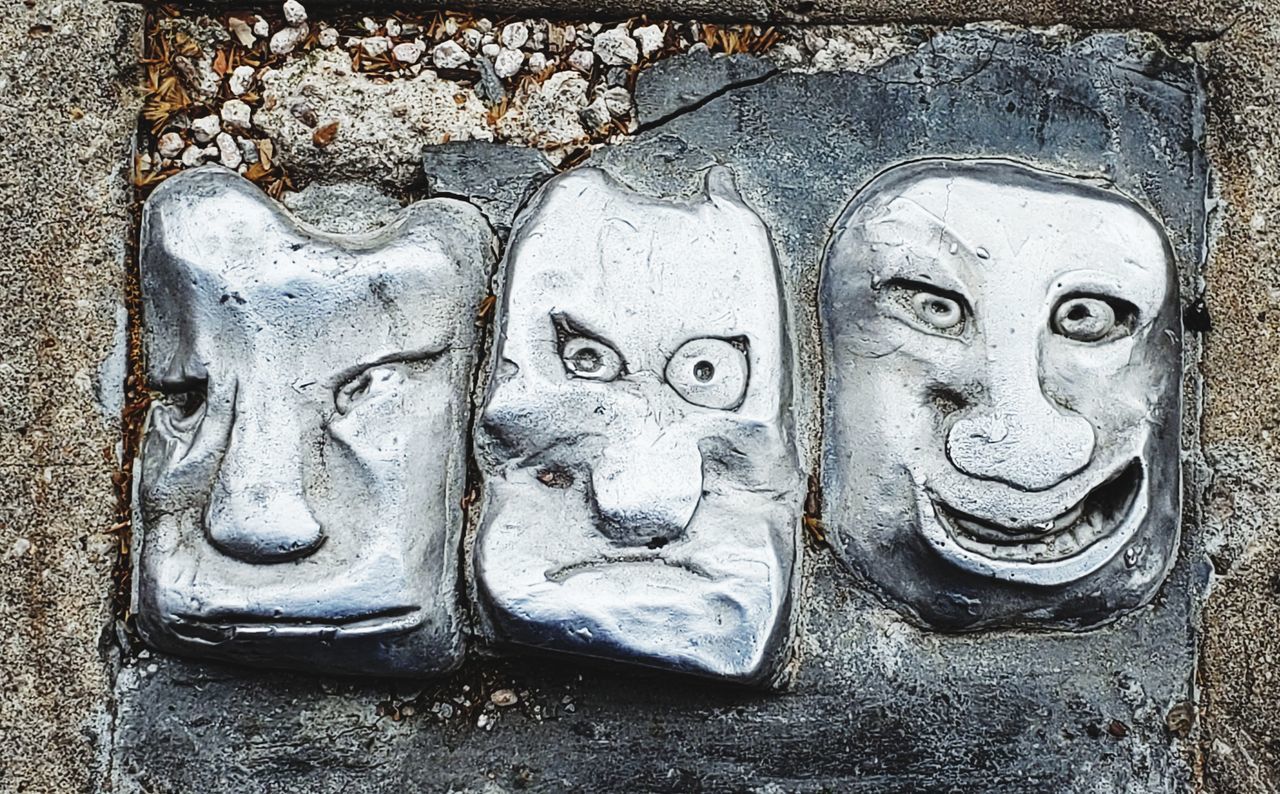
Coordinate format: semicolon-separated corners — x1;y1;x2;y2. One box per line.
820;159;1181;631
133;167;491;675
475;167;802;683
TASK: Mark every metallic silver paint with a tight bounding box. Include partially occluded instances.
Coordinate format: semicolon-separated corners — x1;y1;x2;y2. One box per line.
132;166;493;676
820;158;1182;630
474;167;803;683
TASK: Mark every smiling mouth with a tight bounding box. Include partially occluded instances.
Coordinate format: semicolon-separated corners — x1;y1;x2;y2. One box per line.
169;605;423;644
929;461;1143;567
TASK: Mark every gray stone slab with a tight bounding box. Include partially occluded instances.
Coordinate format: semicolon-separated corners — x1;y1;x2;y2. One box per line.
112;25;1210;793
634;49;777;126
422;140;556;233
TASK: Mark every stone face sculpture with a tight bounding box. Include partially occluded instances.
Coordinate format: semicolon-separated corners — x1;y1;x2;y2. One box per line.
132;166;492;676
820;158;1182;631
474;167;802;683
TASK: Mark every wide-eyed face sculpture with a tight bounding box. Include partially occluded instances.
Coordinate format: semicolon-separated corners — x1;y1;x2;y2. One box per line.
474;167;802;683
133;166;492;675
821;159;1181;631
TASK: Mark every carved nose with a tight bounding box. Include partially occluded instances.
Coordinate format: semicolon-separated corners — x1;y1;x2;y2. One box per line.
945;377;1095;492
589;433;704;546
203;394;325;563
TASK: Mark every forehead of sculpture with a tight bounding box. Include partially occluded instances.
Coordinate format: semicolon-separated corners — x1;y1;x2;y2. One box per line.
834;161;1173;289
141;168;474;377
503;169;784;354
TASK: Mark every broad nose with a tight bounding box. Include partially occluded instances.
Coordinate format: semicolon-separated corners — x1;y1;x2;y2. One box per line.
944;342;1095;492
203;384;325;563
589;432;704;546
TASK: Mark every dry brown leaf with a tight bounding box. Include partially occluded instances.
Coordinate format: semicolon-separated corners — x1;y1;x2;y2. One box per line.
312;120;340;147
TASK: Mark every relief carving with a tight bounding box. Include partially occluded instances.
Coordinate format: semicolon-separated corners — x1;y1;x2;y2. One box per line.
474;167;802;682
132;166;492;675
820;158;1182;630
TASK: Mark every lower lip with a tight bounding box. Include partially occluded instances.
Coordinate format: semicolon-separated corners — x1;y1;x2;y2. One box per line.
915;462;1147;586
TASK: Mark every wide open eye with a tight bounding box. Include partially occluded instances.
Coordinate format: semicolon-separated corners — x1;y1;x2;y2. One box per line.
1052;295;1136;343
884;279;969;337
560;335;624;381
666;337;749;410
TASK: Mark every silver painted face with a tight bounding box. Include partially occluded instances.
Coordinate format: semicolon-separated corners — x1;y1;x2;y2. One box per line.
821;159;1181;631
133;166;492;675
475;167;802;683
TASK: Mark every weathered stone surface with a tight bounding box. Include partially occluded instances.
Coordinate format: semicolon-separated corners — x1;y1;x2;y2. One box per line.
634;48;777;126
0;1;143;791
113;26;1210;792
1198;6;1280;791
421;140;555;232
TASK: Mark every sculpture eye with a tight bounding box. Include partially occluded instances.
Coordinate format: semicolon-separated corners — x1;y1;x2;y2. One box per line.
666;337;749;410
1052;295;1136;343
155;376;207;433
884;279;969;337
910;290;964;331
560;335;624;381
335;365;405;414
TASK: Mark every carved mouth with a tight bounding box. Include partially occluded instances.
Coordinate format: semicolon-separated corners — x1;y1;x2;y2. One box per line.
918;460;1147;586
546;554;714;583
169;605;422;644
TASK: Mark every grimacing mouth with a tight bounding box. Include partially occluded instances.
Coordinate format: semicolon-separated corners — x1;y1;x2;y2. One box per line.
545;553;716;583
168;605;423;644
927;460;1143;566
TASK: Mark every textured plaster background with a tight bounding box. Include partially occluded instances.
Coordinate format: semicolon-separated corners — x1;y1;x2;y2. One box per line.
0;0;1277;792
0;0;143;792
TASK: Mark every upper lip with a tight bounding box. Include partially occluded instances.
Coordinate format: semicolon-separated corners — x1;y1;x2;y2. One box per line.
920;458;1138;532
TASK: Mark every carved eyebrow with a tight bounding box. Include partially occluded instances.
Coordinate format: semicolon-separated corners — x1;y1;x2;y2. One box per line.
327;344;450;389
870;254;974;306
550;312;629;362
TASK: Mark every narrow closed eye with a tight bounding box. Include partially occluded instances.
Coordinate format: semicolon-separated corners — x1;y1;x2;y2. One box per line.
332;350;445;415
154;374;208;433
881;277;971;338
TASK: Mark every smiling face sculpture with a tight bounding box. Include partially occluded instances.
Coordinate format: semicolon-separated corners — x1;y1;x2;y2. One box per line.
133;166;491;675
474;167;802;683
820;159;1181;631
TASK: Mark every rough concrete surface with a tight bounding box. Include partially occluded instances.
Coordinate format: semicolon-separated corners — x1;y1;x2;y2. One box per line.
1198;5;1280;792
0;0;143;792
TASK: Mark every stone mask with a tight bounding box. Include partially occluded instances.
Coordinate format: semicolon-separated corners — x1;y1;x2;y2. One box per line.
474;167;802;683
133;167;492;675
820;159;1181;631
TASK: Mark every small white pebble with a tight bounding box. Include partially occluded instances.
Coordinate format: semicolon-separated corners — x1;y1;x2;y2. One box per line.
179;144;206;167
493;47;523;78
444;17;459;36
156;131;184;159
580;95;611;131
481;42;500;58
527;52;547;72
500;21;529;49
568;49;594;73
361;17;378;34
384;18;401;37
361;36;391;57
220;99;252;130
228;64;255;96
475;18;493;33
189;114;221;143
459;28;482;52
282;0;307;26
269;24;307;55
215;132;242;169
251;15;269;38
237;137;259;164
602;86;633;118
632;24;664;58
594;25;638;66
8;538;31;558
432;39;470;69
392;40;425;64
317;26;338;48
